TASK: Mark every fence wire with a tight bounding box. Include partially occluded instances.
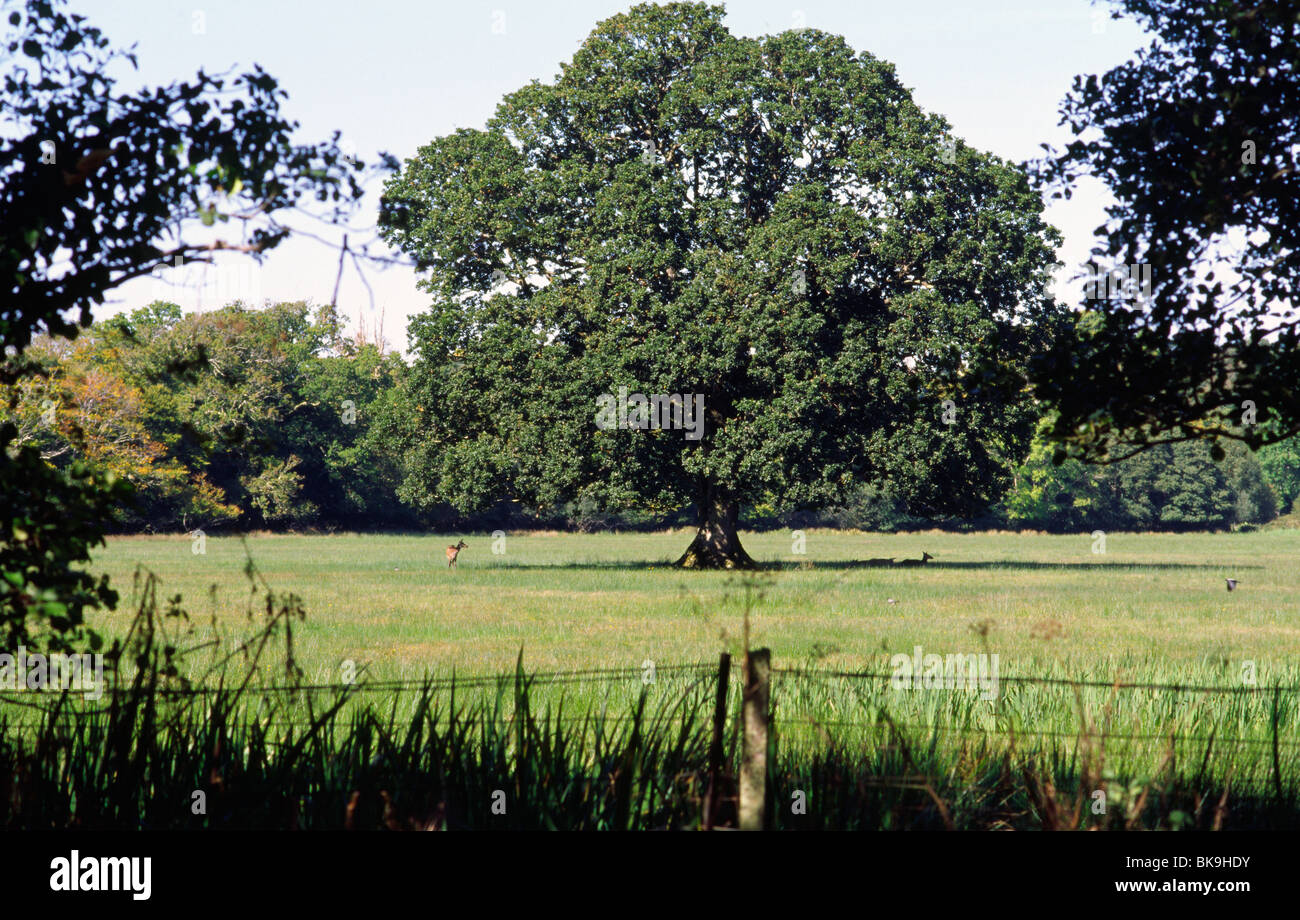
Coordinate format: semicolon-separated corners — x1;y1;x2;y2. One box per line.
776;718;1300;749
3;660;1295;752
771;665;1300;696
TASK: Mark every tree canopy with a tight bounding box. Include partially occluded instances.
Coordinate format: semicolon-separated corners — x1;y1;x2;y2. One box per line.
1032;0;1300;464
0;0;362;651
379;2;1065;566
1002;419;1276;532
14;301;410;531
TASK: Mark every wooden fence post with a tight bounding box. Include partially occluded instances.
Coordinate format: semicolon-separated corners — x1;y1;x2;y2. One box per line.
739;648;770;831
703;652;731;830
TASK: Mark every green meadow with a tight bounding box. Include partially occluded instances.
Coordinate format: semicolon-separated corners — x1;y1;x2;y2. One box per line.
87;529;1300;683
84;530;1300;785
4;528;1298;829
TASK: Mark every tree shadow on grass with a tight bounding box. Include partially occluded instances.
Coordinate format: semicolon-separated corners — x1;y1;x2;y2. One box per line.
769;560;1263;571
475;561;679;571
475;559;1261;572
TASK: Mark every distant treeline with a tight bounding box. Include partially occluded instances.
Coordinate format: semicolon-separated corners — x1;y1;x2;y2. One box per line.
5;300;1297;535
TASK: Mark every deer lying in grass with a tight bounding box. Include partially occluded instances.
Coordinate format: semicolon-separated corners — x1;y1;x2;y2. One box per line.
445;540;467;568
864;557;895;566
896;552;933;567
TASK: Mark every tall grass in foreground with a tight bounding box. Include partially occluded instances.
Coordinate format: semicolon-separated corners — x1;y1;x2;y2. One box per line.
3;566;1297;830
5;666;1298;829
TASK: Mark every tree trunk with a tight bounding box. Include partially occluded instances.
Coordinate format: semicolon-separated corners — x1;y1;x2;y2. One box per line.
674;490;757;569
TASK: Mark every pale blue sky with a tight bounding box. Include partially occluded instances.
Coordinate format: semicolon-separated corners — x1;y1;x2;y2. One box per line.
95;0;1152;351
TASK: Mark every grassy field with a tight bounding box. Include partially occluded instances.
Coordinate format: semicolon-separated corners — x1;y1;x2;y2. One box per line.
4;528;1298;829
88;528;1300;682
84;529;1300;782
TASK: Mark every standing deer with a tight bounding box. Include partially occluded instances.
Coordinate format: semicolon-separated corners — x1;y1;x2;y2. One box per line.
445;540;467;568
896;552;933;568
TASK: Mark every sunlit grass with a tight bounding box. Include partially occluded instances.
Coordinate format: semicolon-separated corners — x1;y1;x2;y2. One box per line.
87;529;1300;682
1;528;1296;827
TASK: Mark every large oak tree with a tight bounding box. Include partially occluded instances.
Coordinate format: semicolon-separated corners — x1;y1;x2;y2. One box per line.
380;2;1063;567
